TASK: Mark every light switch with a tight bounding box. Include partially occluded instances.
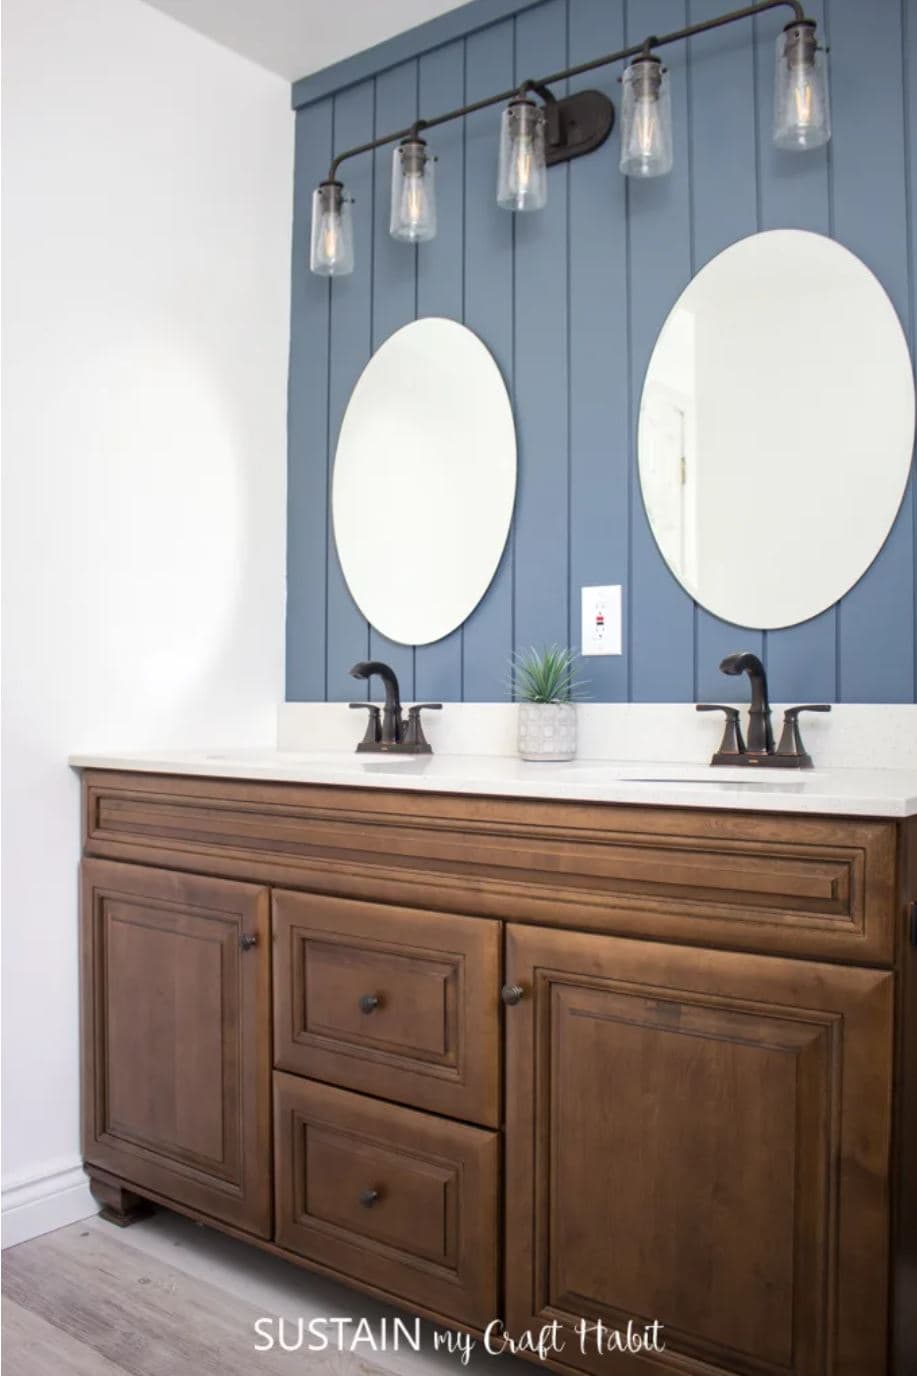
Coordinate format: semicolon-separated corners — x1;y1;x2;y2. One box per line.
581;585;622;656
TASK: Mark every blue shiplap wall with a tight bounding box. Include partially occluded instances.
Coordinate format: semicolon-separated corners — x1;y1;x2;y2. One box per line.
286;0;917;704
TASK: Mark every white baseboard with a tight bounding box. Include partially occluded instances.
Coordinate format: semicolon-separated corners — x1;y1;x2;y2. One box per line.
2;1161;96;1248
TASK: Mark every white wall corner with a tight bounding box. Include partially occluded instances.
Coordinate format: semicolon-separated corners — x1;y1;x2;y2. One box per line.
2;1161;96;1249
2;0;292;1230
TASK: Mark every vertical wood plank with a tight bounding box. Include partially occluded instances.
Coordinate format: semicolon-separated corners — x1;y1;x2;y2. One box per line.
688;0;764;702
461;20;516;701
568;0;629;701
325;81;374;701
286;101;332;700
830;0;915;702
512;0;570;658
368;62;420;700
627;0;696;700
415;39;466;701
755;0;838;703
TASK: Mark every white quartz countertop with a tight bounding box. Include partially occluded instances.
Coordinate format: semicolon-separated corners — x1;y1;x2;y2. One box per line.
68;746;917;818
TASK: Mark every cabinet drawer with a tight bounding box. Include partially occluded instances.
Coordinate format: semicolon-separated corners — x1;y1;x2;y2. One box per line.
274;1073;498;1329
273;891;500;1126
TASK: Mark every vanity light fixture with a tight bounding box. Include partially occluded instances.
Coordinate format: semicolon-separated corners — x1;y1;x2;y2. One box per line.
310;0;828;276
773;18;831;149
618;53;673;178
496;96;548;211
390;133;437;242
309;180;353;277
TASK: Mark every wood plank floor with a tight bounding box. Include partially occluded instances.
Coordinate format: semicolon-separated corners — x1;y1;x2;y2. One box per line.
1;1209;538;1377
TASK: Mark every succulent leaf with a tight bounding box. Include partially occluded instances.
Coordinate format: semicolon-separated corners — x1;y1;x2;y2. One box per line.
509;644;587;703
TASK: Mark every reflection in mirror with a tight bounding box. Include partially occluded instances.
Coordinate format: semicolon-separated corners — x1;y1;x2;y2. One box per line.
333;318;516;647
639;230;915;630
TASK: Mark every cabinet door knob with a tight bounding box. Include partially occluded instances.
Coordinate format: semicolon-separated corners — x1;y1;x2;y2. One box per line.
359;1188;380;1207
239;932;258;951
358;993;381;1014
501;983;525;1006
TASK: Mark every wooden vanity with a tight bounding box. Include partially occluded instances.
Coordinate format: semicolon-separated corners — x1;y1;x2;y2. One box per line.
77;768;917;1375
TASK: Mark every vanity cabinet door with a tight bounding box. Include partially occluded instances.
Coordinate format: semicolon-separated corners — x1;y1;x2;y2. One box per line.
504;924;892;1376
81;859;272;1236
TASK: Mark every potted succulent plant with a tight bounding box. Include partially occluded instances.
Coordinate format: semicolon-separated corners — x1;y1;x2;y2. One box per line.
511;644;585;762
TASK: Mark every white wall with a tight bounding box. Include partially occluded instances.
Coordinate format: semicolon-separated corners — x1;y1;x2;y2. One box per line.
1;0;292;1244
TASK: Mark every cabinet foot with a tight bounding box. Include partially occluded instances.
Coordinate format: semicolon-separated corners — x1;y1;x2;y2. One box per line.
89;1176;152;1227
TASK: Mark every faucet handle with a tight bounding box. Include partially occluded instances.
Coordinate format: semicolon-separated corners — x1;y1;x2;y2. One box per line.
776;704;830;766
349;702;382;750
696;704;746;758
403;703;442;753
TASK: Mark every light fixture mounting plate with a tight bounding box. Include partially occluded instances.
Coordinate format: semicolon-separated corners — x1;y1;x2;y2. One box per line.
544;88;615;166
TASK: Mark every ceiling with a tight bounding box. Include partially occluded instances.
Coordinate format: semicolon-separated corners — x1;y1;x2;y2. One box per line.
141;0;478;82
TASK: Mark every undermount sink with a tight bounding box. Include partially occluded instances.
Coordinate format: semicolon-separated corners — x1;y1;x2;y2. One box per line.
622;775;807;789
287;752;424;768
202;750;347;765
203;749;429;769
359;757;432;771
566;762;814;787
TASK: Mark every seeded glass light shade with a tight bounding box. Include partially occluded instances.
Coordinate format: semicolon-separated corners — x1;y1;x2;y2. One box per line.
390;138;437;242
619;57;673;178
497;99;547;211
310;182;354;276
774;21;830;151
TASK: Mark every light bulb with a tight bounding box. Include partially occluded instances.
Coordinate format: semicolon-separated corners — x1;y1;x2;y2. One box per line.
310;181;354;276
319;210;341;262
793;75;815;127
390;138;437;242
497;99;547;211
400;174;424;226
511;132;535;197
633;97;660;160
774;21;830;151
619;57;673;178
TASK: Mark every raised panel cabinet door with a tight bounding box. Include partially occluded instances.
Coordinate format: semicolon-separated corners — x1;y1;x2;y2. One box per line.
81;859;271;1237
504;924;893;1376
273;890;501;1125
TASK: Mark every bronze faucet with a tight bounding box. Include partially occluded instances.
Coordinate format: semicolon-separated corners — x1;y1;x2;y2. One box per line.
698;651;830;768
349;661;442;754
719;652;774;753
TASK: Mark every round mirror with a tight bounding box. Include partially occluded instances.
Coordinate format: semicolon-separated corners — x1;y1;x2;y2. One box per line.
638;229;915;630
332;317;516;647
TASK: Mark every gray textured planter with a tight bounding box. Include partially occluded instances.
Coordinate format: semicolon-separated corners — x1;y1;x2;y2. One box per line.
517;702;577;762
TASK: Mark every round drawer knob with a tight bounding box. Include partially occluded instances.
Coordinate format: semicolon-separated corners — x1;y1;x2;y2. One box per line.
501;983;525;1006
359;1188;380;1208
358;993;381;1014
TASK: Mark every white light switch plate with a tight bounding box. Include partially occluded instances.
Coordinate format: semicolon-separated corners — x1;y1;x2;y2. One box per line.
581;585;622;656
